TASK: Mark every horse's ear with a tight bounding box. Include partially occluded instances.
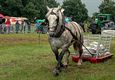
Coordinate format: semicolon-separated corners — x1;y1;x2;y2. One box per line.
46;6;50;11
57;6;63;12
61;8;64;13
57;6;61;10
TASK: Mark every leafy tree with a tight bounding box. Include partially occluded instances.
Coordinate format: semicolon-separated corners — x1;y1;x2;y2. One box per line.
37;0;59;19
0;0;9;15
24;0;59;20
47;0;59;7
22;2;39;21
62;0;88;22
99;0;115;15
92;12;99;20
0;0;59;21
0;0;24;16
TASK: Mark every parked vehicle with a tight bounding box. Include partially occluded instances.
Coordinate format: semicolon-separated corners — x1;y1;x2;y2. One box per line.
89;14;115;34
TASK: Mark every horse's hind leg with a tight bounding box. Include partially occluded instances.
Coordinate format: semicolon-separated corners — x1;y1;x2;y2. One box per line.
73;42;83;65
63;49;70;67
77;44;83;65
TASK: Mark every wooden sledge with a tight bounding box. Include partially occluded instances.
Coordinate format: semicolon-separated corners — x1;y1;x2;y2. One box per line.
72;53;113;63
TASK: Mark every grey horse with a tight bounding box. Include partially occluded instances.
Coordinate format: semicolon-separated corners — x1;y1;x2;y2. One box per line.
45;6;84;76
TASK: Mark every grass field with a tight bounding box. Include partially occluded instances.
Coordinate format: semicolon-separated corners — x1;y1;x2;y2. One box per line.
0;33;115;80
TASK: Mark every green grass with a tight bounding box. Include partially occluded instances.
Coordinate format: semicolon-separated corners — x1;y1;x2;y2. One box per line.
0;33;115;80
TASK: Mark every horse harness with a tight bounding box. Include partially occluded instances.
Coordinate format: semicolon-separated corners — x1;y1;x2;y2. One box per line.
46;9;93;55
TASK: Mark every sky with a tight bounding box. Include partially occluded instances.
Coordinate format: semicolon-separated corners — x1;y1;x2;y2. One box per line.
56;0;102;16
81;0;102;16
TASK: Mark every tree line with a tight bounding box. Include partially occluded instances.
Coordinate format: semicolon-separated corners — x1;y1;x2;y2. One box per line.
0;0;115;22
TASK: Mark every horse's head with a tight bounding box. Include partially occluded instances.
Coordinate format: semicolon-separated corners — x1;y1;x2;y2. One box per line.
45;6;65;37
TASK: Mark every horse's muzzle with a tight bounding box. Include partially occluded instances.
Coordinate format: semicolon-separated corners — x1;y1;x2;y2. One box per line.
49;29;54;32
49;27;55;32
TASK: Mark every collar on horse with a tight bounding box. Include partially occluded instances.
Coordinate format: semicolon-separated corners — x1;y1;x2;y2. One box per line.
51;25;65;37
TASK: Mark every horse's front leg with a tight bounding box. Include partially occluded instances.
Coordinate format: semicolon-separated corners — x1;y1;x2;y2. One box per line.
53;48;67;76
52;49;59;62
73;42;83;66
52;48;64;66
57;48;68;69
52;48;63;75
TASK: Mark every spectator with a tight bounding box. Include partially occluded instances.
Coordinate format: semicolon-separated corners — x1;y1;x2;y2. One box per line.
0;24;2;33
15;21;20;33
35;21;41;33
26;20;31;33
64;16;72;26
5;19;11;34
64;16;72;23
35;19;44;33
1;22;6;33
20;21;24;33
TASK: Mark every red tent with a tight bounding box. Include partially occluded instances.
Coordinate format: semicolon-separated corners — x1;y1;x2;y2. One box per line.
11;17;16;22
5;16;10;19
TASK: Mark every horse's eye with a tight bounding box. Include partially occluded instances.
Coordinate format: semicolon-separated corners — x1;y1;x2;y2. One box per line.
56;17;59;22
45;19;49;26
45;19;48;23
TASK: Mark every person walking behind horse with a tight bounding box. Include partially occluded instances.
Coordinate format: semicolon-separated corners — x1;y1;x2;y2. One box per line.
64;16;72;26
77;20;85;32
5;18;11;34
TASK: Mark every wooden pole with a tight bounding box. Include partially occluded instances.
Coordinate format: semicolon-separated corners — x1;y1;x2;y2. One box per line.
38;32;40;45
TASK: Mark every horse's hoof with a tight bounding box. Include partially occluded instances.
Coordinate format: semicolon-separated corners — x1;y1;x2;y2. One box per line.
64;65;68;68
60;65;67;72
77;63;82;66
61;65;68;69
77;59;82;66
53;69;60;76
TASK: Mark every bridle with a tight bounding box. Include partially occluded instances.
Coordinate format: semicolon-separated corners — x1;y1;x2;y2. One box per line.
45;11;59;31
45;9;65;37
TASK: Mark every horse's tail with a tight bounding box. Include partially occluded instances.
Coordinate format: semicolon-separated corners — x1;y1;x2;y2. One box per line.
67;21;84;43
73;22;84;43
